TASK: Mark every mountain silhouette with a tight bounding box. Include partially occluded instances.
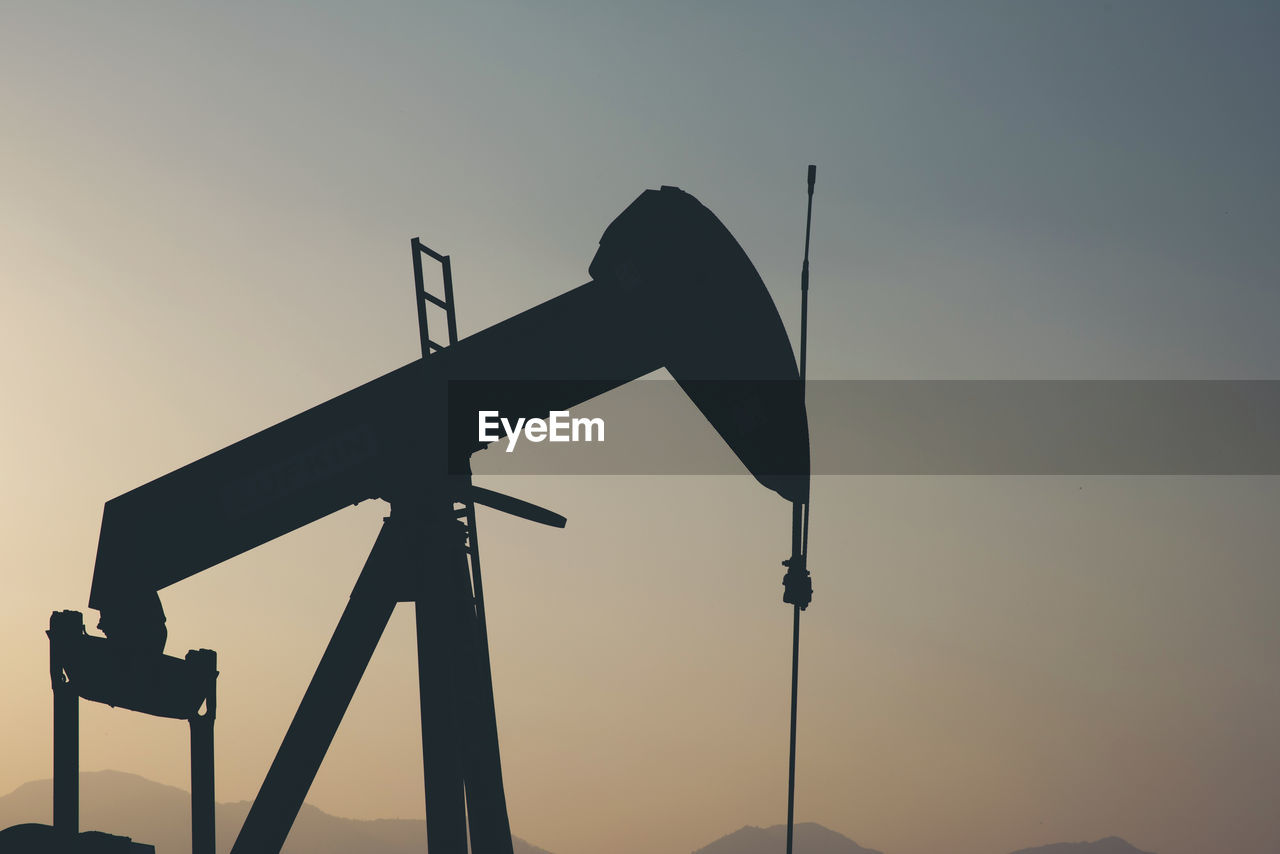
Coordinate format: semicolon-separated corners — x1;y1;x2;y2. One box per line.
687;827;1157;854
1008;838;1155;854
0;772;1156;854
0;770;553;854
690;822;882;854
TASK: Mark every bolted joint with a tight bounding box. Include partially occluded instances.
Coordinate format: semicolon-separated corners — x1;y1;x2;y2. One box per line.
781;555;812;610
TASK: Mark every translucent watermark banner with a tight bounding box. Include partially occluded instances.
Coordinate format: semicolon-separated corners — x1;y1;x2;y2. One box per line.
450;380;1280;476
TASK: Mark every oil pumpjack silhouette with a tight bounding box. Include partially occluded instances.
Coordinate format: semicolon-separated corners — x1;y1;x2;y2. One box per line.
4;183;814;854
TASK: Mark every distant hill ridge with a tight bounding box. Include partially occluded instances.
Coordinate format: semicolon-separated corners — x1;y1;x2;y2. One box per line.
687;824;1154;854
0;770;1155;854
0;771;551;854
690;822;883;854
1008;838;1156;854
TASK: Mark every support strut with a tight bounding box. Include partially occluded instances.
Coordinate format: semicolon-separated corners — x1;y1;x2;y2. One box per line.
188;649;218;854
49;610;83;841
230;523;401;854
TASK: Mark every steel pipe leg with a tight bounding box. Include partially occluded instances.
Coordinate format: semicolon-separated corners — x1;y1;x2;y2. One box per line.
412;504;472;853
231;524;402;854
456;602;514;854
191;714;215;854
413;506;513;854
52;681;78;838
416;595;468;853
49;610;82;840
189;648;218;854
231;590;396;854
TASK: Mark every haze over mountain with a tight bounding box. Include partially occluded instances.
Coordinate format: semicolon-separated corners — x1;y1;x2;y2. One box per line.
1008;839;1156;854
0;771;1157;854
688;825;1156;854
690;822;883;854
0;771;551;854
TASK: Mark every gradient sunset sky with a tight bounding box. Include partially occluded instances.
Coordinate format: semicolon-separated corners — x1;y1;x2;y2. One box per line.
2;4;1278;854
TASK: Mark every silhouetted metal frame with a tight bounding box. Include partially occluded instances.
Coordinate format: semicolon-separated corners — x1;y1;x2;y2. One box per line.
231;243;517;854
786;164;817;854
47;610;218;854
49;610;82;841
230;523;402;854
82;186;809;854
412;238;514;853
188;649;218;854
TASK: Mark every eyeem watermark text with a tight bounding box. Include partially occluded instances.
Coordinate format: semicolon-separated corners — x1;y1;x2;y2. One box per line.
479;410;605;453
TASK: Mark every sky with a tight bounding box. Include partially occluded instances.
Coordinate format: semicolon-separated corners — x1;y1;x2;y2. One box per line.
2;3;1279;854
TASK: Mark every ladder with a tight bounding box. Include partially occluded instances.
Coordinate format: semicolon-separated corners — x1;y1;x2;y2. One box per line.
409;237;494;674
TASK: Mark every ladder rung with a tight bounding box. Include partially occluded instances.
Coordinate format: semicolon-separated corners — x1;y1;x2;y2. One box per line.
415;241;447;263
422;291;449;310
426;340;444;352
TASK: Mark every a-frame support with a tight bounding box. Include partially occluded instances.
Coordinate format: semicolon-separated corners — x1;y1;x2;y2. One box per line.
229;496;513;853
230;239;514;854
